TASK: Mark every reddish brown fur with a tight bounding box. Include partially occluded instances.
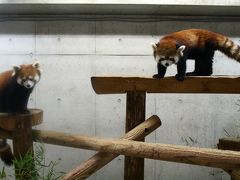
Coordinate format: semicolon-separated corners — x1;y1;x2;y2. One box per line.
155;29;240;62
153;29;240;81
0;63;41;165
16;64;41;79
0;64;40;94
0;70;12;94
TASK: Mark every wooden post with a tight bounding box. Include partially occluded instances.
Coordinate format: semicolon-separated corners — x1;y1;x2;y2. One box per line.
0;109;43;180
218;138;240;180
125;91;146;180
12;116;34;180
62;115;161;180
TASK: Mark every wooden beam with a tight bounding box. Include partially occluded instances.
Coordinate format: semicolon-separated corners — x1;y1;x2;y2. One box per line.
231;170;240;180
218;138;240;180
62;115;161;180
91;76;240;94
0;109;43;131
125;91;145;180
218;138;240;151
32;129;240;170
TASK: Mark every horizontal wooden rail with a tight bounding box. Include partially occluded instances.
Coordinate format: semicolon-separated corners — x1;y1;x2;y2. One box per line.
30;128;240;170
91;76;240;94
218;138;240;151
63;115;161;180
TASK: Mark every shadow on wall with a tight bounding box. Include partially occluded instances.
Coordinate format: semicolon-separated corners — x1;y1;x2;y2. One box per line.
0;16;240;37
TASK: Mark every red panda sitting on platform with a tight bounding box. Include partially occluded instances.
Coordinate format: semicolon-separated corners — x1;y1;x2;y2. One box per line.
151;29;240;81
0;62;41;165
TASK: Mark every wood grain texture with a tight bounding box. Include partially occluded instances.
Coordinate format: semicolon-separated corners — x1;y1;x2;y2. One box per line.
62;115;161;180
9;109;43;180
218;138;240;151
0;109;43;131
91;76;240;94
218;138;240;180
231;170;240;180
125;91;145;180
32;129;240;170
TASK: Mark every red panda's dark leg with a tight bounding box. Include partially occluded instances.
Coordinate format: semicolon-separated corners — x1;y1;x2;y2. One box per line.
176;58;187;81
192;51;214;76
153;63;167;79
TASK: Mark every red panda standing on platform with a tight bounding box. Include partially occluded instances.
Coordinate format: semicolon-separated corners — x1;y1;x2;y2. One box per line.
0;62;41;165
151;29;240;81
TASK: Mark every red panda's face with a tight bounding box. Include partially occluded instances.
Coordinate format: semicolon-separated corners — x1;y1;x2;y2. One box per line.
12;62;41;89
151;42;186;68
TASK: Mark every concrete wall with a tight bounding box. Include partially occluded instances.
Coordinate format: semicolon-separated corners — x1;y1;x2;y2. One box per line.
0;18;240;179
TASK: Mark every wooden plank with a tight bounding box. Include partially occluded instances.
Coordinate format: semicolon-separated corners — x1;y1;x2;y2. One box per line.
218;138;240;151
0;109;43;131
91;76;240;94
218;138;240;180
32;129;240;170
125;91;145;180
62;115;161;180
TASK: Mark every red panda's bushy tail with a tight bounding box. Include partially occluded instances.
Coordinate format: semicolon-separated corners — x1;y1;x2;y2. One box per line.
217;36;240;63
0;139;14;166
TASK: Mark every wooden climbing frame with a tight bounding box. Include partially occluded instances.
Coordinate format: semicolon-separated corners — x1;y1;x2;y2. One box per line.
0;76;240;180
91;75;240;180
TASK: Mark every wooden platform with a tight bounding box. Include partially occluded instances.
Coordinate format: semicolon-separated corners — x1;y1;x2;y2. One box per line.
0;109;43;131
91;76;240;94
91;75;240;180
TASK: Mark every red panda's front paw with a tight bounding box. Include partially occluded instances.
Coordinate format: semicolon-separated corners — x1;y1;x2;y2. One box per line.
153;74;164;79
175;74;186;81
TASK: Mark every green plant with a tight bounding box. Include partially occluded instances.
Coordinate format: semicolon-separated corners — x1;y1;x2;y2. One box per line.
1;143;63;180
0;167;6;179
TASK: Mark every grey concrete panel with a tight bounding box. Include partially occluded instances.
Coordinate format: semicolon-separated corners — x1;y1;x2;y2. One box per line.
36;21;95;55
96;21;157;55
0;20;240;180
34;55;96;136
0;21;35;54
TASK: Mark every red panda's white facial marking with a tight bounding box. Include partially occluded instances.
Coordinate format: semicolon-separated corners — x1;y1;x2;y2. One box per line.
16;74;40;89
154;54;180;67
159;56;180;67
151;43;186;67
12;62;41;89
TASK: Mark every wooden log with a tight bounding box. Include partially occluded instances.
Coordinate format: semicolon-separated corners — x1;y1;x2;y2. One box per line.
0;109;43;131
218;137;240;180
0;129;12;139
91;76;240;94
0;109;43;180
125;91;145;180
13;116;34;180
32;129;240;170
218;138;240;151
231;170;240;180
62;115;161;180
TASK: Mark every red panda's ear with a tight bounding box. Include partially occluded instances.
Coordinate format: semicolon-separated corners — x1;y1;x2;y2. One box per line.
151;43;157;51
12;65;21;77
32;61;40;69
177;45;186;57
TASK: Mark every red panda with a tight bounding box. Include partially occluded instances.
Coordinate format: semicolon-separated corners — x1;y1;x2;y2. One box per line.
151;29;240;81
0;62;41;165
